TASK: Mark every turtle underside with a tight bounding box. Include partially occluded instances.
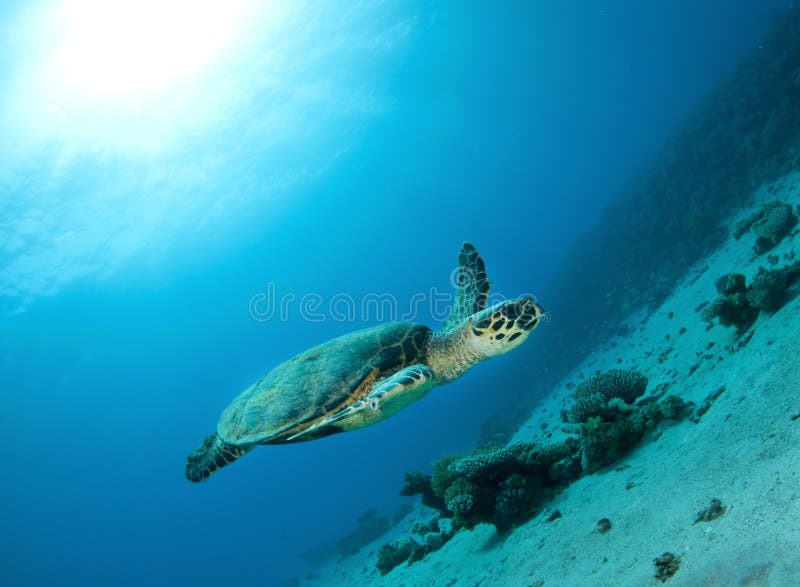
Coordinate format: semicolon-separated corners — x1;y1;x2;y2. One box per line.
217;322;431;445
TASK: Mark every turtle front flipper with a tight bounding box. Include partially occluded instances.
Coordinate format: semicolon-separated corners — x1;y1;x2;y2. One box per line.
286;365;437;441
445;242;491;329
185;433;254;483
364;364;436;416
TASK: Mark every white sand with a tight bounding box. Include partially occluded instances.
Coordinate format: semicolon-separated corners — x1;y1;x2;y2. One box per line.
302;173;800;587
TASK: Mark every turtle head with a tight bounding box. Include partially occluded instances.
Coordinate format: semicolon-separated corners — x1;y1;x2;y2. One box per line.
465;296;545;358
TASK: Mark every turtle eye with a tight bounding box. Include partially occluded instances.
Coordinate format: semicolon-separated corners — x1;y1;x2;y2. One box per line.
369;398;380;411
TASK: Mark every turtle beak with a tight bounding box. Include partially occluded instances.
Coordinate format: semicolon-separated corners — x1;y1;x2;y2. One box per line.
518;297;545;330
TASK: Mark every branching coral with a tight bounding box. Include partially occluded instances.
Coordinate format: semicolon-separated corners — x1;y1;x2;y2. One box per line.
448;443;523;479
493;473;541;531
699;296;726;323
443;478;477;516
518;437;580;471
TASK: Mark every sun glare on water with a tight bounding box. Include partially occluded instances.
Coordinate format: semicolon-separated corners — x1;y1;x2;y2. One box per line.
4;0;273;152
47;0;249;98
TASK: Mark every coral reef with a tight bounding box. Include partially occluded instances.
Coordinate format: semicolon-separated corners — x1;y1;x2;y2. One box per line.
578;415;643;473
714;272;747;295
558;371;692;472
375;515;455;576
562;369;649;424
746;267;789;312
577;395;693;473
698;296;725;323
746;263;800;313
702;261;800;327
699;293;756;329
375;539;422;576
410;517;439;537
401;471;442;512
700;270;758;329
443;477;478;517
394;380;691;570
750;201;797;254
654;552;681;582
400;379;691;553
733;200;798;252
402;439;581;533
449;443;524;479
493;473;542;532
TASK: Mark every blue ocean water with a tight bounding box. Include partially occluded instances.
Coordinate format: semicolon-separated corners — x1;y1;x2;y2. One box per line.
0;1;790;585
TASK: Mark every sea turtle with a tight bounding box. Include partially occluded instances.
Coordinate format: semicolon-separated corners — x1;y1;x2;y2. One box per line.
186;243;545;482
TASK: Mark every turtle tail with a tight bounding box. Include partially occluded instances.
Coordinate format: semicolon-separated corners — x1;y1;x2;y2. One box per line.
185;433;253;483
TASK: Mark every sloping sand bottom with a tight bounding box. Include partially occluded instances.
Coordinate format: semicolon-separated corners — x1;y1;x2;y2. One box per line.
302;173;800;587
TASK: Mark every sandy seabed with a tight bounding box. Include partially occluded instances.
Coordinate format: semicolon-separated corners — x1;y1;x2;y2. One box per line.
303;173;800;587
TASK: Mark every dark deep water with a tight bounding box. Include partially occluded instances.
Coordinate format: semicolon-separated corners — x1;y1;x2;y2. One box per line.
0;1;792;585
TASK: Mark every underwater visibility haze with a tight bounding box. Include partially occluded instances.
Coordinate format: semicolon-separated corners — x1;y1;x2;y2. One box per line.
1;1;795;586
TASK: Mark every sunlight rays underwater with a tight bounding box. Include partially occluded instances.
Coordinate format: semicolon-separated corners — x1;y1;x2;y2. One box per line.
0;0;420;312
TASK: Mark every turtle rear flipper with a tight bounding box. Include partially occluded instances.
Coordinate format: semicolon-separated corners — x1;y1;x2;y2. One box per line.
445;242;491;328
185;433;253;483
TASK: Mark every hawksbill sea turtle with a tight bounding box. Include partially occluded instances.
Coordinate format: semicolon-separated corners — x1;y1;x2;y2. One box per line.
185;242;545;482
